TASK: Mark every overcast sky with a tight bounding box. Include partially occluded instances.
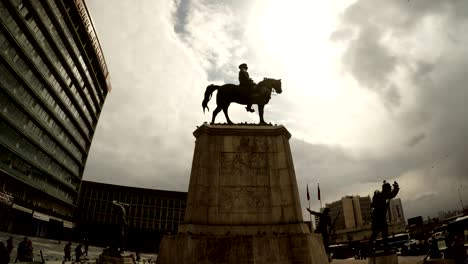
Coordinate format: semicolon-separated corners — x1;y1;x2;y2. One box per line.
84;0;468;220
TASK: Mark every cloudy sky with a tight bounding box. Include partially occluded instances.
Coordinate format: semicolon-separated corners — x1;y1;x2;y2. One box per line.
84;0;468;219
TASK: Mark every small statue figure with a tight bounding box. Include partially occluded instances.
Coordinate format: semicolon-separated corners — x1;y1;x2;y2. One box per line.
369;181;400;250
238;63;256;113
112;200;128;255
307;207;332;257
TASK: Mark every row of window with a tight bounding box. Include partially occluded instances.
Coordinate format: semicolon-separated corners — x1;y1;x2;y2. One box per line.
0;143;76;204
82;200;185;221
12;3;92;139
1;1;91;141
0;62;84;163
30;0;96;123
89;213;181;232
46;0;103;108
0;119;79;192
82;188;187;208
0;6;89;150
0;89;81;176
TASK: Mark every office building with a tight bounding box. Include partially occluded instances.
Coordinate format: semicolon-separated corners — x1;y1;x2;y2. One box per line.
0;0;110;238
388;198;405;226
326;195;372;231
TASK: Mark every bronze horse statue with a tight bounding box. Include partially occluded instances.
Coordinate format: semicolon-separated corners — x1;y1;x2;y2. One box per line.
202;78;282;124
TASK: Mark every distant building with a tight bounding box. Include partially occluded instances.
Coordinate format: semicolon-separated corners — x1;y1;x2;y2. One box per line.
388;198;405;226
0;0;110;238
326;195;372;231
326;195;406;243
77;180;187;252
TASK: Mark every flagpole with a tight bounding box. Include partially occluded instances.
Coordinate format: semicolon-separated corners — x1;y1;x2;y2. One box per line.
306;184;312;231
308;197;312;229
318;183;322;209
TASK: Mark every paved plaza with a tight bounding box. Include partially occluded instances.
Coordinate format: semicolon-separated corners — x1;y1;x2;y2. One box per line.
1;231;430;264
0;231;157;263
333;256;425;264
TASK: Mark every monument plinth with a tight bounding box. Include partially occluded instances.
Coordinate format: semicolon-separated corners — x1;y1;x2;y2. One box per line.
368;251;398;264
156;124;327;264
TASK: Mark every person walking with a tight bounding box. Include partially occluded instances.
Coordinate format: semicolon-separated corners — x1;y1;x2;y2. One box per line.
83;238;89;257
16;237;28;262
74;243;83;262
23;239;33;262
64;241;72;261
6;237;13;260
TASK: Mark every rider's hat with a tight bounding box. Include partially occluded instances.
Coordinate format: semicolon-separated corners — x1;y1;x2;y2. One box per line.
239;63;248;70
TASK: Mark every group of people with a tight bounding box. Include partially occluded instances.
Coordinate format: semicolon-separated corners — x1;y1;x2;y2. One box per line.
0;237;33;264
64;239;89;262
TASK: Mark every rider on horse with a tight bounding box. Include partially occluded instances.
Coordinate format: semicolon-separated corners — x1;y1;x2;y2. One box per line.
238;63;256;113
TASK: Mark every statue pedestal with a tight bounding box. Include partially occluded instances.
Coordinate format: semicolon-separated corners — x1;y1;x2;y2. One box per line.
156;124;328;264
368;251;398;264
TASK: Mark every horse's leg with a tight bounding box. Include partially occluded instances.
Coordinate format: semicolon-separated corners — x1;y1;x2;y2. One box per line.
222;104;234;125
211;105;222;124
258;104;266;124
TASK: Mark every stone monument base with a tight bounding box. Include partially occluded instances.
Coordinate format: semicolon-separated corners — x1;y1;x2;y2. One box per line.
368;252;398;264
157;232;328;264
98;255;134;264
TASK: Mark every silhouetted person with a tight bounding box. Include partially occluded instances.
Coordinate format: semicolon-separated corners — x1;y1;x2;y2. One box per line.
74;244;82;262
307;207;332;256
64;241;72;261
6;237;13;259
136;250;141;262
369;181;399;250
16;237;28;262
83;238;89;256
24;239;33;262
0;242;9;264
238;63;256;113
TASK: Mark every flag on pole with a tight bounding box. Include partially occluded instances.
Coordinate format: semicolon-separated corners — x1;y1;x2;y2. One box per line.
317;183;321;200
306;184;310;201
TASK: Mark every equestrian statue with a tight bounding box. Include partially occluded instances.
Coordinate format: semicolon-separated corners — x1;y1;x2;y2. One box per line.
202;63;282;124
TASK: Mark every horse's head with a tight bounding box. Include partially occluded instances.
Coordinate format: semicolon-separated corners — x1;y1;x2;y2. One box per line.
263;78;282;94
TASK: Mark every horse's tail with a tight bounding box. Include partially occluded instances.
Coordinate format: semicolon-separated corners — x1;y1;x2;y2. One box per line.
202;84;218;113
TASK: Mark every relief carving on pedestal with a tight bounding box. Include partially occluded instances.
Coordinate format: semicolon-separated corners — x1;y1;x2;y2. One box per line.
218;136;272;213
219;186;271;213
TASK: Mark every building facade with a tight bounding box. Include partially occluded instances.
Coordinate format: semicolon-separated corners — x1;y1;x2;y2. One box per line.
326;195;372;232
77;181;187;252
388;198;405;226
0;0;109;238
325;195;406;243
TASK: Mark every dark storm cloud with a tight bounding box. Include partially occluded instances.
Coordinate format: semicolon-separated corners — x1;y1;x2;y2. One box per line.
341;25;400;106
406;133;426;147
174;0;191;34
